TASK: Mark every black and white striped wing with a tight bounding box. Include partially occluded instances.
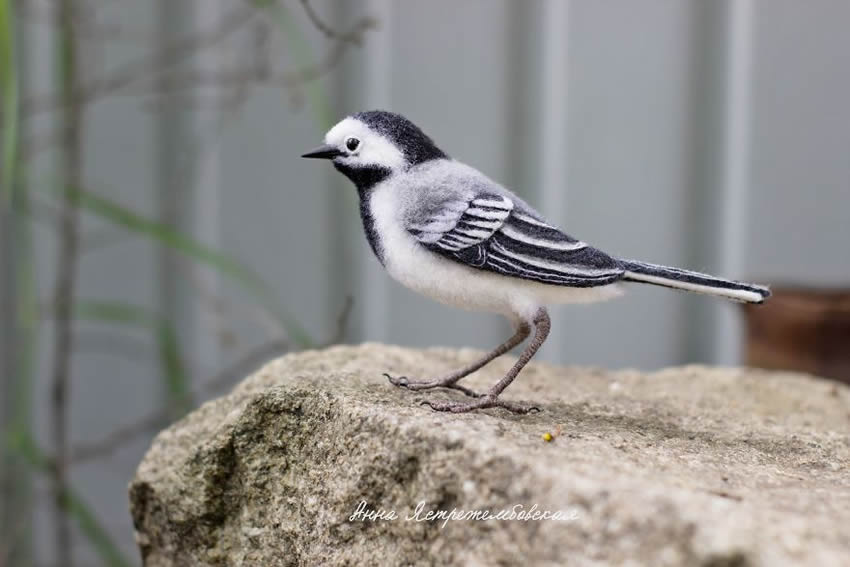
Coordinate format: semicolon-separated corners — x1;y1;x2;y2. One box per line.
408;193;512;267
408;193;624;287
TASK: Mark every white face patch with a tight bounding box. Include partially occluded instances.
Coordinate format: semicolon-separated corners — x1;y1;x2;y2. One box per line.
324;117;407;172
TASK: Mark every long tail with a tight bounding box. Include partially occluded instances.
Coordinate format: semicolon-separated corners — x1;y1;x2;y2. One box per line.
620;259;771;304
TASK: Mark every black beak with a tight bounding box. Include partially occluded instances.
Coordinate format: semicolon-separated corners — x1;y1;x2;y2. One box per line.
301;144;341;159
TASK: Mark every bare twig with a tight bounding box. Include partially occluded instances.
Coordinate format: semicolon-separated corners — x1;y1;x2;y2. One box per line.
7;1;374;560
175;260;286;343
298;0;376;45
19;2;377;162
69;338;290;464
138;76;256;118
128;44;359;94
20;0;376;116
68;297;354;464
21;5;254;116
49;1;83;563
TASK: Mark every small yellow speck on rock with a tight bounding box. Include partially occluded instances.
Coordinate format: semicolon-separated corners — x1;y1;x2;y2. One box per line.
542;432;553;442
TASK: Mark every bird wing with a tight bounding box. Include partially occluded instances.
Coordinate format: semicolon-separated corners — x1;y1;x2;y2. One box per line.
406;192;624;287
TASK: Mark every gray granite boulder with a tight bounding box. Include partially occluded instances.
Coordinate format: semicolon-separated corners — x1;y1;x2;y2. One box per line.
130;344;850;566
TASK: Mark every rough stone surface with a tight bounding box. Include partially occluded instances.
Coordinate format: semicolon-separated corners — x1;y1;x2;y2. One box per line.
130;344;850;566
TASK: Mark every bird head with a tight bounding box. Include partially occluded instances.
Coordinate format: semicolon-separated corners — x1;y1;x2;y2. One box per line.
302;110;447;188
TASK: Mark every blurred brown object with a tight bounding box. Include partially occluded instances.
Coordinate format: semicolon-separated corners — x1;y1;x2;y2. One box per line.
742;287;850;384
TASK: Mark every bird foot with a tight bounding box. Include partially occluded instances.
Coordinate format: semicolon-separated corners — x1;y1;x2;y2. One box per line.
383;373;482;398
419;395;541;415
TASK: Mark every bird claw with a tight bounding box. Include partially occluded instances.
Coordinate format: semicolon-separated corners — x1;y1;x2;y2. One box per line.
383;373;482;398
383;373;409;388
420;396;541;414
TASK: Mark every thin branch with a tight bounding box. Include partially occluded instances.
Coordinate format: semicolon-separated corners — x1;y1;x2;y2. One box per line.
20;0;376;117
20;5;254;116
137;82;253;114
131;44;356;94
49;1;83;562
69;339;290;464
175;260;286;343
97;10;373;101
298;0;376;45
67;297;354;465
18;4;376;162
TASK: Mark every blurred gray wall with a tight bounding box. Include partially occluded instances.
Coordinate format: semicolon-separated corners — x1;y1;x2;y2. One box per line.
9;0;849;564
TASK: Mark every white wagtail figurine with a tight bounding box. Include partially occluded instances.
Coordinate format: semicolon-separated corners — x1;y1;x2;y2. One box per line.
303;110;770;415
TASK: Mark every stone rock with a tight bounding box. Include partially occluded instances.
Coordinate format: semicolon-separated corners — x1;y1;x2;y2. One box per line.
130;344;850;566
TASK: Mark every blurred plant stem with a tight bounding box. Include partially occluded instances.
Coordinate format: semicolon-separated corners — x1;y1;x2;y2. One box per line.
0;0;17;202
61;184;315;347
258;0;376;130
260;0;333;129
1;0;35;564
6;432;133;567
68;295;350;466
73;300;191;417
0;0;372;562
48;0;83;562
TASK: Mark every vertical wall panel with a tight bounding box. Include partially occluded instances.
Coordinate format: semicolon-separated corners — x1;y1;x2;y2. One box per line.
714;0;754;364
747;0;850;284
680;0;727;364
562;0;698;368
186;0;226;368
536;0;571;363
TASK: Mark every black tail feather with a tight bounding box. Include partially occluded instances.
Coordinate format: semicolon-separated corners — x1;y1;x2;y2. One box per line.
620;260;770;304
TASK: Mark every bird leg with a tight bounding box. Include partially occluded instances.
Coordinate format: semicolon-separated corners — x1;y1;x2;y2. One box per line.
384;320;532;398
419;308;550;414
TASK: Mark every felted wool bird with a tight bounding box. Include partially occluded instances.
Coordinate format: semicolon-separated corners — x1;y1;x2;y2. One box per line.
302;110;770;414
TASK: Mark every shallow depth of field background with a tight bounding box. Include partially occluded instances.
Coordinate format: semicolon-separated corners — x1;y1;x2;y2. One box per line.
1;0;848;565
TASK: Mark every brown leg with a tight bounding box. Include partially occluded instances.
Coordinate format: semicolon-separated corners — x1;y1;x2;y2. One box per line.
420;307;550;414
385;321;531;398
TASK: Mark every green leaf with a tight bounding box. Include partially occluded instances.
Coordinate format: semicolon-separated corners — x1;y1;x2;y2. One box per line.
73;300;192;415
0;0;19;202
4;432;134;567
63;185;315;348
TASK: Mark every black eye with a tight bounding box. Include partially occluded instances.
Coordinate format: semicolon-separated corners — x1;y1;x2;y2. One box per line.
345;137;360;152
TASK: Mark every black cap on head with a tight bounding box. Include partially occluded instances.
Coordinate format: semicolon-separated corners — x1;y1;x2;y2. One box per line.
353;110;448;166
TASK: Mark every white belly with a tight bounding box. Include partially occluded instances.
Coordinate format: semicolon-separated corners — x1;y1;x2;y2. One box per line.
368;183;624;322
